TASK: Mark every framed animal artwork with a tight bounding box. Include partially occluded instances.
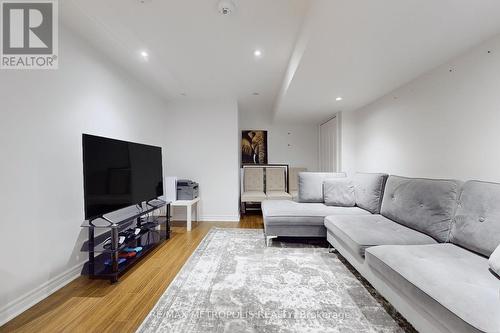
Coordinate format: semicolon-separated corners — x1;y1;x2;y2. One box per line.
241;130;268;164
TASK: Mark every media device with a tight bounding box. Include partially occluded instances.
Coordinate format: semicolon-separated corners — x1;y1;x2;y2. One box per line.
118;252;137;259
82;134;163;220
123;246;143;253
104;258;127;266
176;179;199;200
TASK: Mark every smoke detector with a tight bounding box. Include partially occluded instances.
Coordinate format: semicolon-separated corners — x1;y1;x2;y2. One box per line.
218;1;235;15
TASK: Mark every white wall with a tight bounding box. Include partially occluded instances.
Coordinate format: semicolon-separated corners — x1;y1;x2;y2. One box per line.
239;109;319;171
165;100;240;222
0;26;168;324
0;26;239;325
341;34;500;182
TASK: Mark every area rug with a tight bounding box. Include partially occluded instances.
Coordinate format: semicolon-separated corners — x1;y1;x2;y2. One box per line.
137;228;410;333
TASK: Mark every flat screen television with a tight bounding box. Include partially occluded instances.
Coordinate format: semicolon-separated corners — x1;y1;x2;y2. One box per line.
82;134;163;220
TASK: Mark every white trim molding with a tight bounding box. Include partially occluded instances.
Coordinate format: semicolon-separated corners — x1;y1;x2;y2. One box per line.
318;112;342;172
172;215;240;222
0;262;84;326
199;215;240;222
335;111;343;172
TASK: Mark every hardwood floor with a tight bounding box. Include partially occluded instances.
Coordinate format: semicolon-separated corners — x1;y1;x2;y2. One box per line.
0;215;264;333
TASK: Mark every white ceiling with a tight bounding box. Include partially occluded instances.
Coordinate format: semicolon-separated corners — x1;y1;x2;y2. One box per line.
274;0;500;123
62;0;500;124
61;0;309;115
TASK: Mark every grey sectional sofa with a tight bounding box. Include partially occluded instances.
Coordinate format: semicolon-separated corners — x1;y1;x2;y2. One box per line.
262;173;500;333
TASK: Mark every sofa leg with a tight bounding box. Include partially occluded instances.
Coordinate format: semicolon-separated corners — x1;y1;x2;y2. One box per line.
266;235;278;247
328;244;337;253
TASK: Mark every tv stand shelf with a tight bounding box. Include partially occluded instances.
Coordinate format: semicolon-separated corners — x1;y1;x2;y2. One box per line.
81;201;170;283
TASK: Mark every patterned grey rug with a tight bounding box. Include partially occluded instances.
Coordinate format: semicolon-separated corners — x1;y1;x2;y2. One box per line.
137;228;410;333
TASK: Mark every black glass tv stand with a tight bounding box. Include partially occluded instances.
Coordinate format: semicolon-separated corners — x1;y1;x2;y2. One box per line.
81;200;170;283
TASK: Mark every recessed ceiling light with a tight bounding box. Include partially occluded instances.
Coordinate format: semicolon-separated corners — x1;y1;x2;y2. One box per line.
336;97;343;101
254;49;263;58
140;50;149;60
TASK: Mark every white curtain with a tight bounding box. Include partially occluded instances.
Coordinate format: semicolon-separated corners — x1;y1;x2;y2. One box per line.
319;117;338;172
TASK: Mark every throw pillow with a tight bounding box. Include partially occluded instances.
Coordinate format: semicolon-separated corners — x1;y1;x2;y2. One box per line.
324;178;355;207
354;173;388;214
298;172;346;203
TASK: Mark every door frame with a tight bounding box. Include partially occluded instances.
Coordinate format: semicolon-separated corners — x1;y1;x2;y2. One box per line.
318;112;342;172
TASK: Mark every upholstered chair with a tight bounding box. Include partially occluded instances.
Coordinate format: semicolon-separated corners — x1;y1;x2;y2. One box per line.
265;167;292;200
241;167;267;213
288;167;307;200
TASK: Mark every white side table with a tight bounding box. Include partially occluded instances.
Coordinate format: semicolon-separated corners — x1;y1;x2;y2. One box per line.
171;197;200;231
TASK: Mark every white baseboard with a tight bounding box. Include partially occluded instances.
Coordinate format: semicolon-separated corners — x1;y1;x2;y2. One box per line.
0;262;84;326
171;215;240;222
199;215;240;222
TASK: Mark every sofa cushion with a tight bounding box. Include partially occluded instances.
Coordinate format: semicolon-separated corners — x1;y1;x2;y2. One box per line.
244;167;264;192
266;167;286;191
450;180;500;257
241;191;267;202
298;172;346;203
324;215;437;261
289;167;307;191
323;178;355;207
380;176;460;242
261;200;370;226
366;244;500;333
490;245;500;278
353;173;388;214
266;191;292;200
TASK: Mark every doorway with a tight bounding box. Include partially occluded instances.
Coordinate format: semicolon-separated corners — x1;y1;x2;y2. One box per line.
319;116;340;172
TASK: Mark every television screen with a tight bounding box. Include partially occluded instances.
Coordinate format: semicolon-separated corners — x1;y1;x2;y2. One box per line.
82;134;163;220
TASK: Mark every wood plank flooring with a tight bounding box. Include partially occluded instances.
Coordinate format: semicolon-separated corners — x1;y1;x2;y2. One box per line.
0;215;264;333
